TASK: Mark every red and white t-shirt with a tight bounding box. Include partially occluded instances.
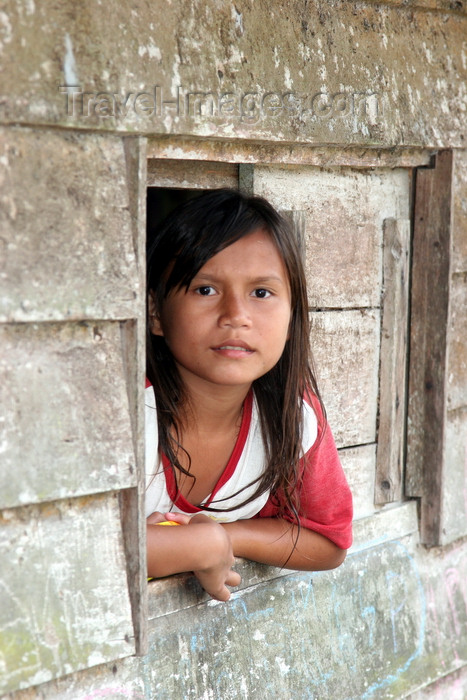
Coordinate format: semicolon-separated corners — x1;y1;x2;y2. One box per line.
145;383;353;549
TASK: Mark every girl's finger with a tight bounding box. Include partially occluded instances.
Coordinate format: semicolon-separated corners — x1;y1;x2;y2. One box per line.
146;511;168;524
225;570;242;588
164;512;192;525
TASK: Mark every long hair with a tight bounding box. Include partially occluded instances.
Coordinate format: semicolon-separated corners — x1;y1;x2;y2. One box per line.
146;188;324;521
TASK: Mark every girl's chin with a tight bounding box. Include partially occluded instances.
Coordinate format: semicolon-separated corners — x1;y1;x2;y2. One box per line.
175;359;274;390
179;371;261;391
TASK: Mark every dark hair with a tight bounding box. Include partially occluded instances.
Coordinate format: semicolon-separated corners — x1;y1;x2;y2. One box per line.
146;188;324;522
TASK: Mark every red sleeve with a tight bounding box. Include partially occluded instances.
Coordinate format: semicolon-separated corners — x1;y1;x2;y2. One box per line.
257;395;353;549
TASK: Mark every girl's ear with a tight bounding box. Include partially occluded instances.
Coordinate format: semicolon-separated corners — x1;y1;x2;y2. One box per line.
148;291;164;337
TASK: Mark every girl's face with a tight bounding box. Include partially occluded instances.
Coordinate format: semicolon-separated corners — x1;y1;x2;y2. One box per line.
150;228;292;396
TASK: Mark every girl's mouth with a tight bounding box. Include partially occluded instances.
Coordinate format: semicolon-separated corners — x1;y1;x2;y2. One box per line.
217;345;253;352
213;343;254;356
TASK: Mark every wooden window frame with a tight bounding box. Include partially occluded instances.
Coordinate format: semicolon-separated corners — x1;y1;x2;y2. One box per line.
143;151;457;613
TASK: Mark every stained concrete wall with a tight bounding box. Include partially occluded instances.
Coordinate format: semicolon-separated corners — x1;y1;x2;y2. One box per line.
1;1;467;698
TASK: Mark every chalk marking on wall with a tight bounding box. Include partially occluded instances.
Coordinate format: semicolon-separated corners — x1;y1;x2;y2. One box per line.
138;539;430;699
361;541;426;699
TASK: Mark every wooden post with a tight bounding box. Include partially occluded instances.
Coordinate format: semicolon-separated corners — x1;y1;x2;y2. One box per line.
120;137;148;655
406;150;453;545
375;218;411;504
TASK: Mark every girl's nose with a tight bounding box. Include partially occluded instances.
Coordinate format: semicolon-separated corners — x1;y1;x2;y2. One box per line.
218;292;251;328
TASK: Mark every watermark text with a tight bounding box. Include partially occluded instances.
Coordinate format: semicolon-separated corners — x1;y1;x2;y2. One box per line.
59;85;381;124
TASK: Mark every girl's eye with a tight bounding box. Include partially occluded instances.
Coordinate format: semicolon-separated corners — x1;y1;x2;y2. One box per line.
195;285;216;296
253;288;271;299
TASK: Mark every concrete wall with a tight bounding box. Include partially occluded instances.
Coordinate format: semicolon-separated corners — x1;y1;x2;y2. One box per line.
1;1;467;698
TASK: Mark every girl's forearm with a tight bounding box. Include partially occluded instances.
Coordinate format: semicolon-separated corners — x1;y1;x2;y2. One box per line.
146;520;242;600
147;523;203;578
147;521;229;578
222;518;347;571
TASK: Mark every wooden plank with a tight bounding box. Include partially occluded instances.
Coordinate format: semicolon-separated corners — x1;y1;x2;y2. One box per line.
146;504;420;624
147;138;433;169
406;666;467;700
0;322;137;509
147;158;238;189
125;139;148;655
0;128;140;323
252;165;409;309
440;407;467;544
439;254;467;545
310;309;380;449
143;537;426;700
124;135;147;269
119;318;147;656
451;149;467;274
446;275;467;412
350;501;419;554
339;444;376;520
119;138;148;656
0;494;135;696
406;150;453;545
438;151;467;545
375;219;411;504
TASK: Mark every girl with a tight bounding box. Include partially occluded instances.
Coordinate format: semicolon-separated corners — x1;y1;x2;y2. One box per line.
145;188;352;601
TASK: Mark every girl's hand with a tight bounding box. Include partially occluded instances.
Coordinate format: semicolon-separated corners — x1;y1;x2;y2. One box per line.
146;513;241;601
188;516;241;601
147;511;209;526
161;511;193;526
